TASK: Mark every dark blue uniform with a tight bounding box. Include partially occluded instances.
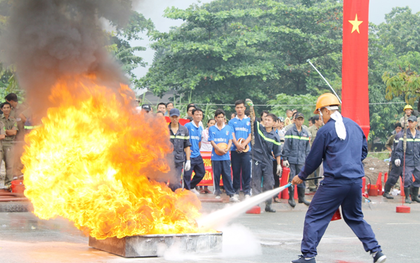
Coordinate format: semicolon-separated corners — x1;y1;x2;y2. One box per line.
395;129;420;188
297;117;381;258
251;121;281;199
385;131;403;187
169;123;191;191
283;124;310;189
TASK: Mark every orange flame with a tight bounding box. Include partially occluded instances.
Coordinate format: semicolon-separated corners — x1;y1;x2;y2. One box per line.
22;76;203;239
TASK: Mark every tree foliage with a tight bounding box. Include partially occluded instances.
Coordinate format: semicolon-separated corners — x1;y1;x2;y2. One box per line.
382;52;420;106
107;11;154;87
368;7;420;143
268;93;318;123
142;0;343;105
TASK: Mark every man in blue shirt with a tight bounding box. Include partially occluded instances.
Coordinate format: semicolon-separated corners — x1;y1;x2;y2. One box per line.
209;109;239;202
290;93;385;263
184;108;206;194
229;100;252;198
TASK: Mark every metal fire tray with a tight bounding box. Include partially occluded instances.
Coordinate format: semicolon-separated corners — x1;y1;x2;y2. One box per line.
89;232;222;258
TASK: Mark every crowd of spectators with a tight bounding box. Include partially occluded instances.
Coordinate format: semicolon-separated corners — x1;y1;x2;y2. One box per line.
143;100;420;205
147;100;324;208
4;97;418;205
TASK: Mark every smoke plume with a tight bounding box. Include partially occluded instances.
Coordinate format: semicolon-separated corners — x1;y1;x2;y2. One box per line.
1;0;178;184
0;0;137;113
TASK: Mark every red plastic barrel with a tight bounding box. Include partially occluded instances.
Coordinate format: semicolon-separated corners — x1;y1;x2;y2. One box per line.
11;180;25;194
280;167;290;199
368;184;378;196
376;172;383;195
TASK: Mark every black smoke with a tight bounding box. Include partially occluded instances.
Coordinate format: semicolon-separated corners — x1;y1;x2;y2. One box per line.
0;0;138;112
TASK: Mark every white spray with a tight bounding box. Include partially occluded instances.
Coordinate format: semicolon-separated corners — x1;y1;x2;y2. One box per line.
197;183;291;231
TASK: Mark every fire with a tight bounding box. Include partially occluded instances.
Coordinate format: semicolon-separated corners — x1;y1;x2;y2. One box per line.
22;76;203;239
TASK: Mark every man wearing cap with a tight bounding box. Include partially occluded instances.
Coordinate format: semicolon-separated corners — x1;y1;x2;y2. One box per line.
394;115;420;204
168;108;191;191
285;112;309;132
282;112;311;207
400;105;413;128
1;102;18;190
290;93;386;263
5;93;26;179
142;104;152;113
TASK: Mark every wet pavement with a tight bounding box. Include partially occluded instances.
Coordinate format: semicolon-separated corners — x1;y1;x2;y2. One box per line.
0;193;419;263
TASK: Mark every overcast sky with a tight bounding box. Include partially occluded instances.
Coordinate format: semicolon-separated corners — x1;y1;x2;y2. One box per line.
131;0;420;79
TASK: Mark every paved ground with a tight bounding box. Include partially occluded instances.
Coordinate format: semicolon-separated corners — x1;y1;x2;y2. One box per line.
0;192;418;263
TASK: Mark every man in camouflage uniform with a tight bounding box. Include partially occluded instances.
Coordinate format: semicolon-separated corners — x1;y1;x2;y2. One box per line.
1;102;17;189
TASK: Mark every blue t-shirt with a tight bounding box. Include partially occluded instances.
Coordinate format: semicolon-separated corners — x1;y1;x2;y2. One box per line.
228;116;252;151
185;122;203;158
209;124;233;161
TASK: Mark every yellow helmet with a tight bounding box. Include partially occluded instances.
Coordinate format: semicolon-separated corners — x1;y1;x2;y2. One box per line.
314;93;340;114
403;105;413;112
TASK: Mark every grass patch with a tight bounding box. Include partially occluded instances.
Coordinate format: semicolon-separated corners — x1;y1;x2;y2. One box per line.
367;152;390;160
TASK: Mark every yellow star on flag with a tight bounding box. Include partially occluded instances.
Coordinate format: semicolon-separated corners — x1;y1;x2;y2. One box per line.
349;14;363;34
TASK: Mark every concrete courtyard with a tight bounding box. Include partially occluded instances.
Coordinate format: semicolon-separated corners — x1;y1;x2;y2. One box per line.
0;193;418;263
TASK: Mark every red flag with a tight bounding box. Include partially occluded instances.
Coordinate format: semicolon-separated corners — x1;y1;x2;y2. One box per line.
341;0;370;138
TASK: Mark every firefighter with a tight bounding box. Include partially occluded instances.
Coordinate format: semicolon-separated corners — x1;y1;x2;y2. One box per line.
394;115;420;204
246;99;282;212
382;122;403;199
282;112;311;207
290;93;385;263
168;108;191;191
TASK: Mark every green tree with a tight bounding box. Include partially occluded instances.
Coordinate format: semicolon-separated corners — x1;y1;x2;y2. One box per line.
268;93;318;124
142;0;343;105
107;11;154;88
382;52;420;107
367;7;420;144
